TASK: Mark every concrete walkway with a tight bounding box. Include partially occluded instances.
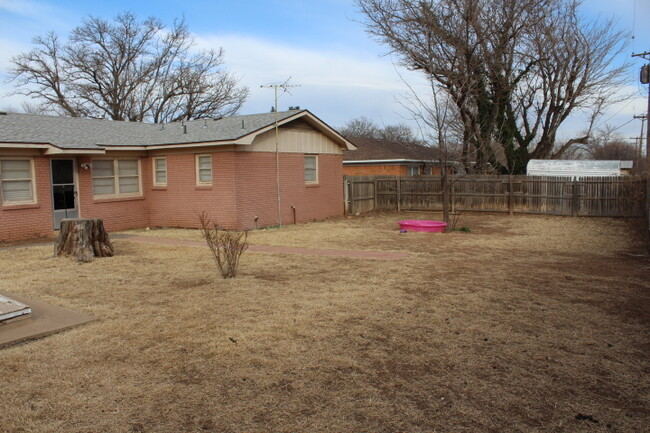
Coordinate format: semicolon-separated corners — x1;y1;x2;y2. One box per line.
0;292;94;348
118;234;409;260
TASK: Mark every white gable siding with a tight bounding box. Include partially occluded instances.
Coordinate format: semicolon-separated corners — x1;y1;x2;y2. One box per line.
248;127;342;154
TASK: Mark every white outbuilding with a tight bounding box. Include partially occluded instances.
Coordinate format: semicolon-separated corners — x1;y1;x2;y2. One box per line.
526;160;633;178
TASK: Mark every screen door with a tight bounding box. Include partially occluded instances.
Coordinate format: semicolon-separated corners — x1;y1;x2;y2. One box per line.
51;159;78;230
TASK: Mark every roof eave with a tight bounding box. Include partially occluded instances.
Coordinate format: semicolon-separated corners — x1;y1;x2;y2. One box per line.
0;142;106;155
0;142;51;150
344;159;443;164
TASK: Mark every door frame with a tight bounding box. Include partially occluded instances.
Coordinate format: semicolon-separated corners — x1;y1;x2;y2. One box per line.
50;158;80;230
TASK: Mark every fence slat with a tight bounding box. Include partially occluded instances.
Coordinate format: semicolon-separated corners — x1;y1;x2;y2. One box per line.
344;175;647;217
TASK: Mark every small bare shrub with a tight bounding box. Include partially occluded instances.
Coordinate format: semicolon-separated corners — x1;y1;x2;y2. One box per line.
198;211;249;279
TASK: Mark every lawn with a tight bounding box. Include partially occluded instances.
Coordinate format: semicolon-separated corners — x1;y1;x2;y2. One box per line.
1;212;649;433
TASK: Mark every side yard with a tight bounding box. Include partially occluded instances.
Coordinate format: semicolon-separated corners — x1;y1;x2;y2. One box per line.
1;212;648;432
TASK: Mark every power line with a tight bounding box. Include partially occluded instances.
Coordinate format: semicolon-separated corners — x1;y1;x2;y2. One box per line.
608;118;636;133
598;98;636;126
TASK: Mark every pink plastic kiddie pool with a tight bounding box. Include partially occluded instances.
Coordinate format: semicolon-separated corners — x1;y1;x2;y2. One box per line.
398;220;448;233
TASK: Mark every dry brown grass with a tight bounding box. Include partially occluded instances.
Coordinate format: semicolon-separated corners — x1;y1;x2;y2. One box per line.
1;212;649;433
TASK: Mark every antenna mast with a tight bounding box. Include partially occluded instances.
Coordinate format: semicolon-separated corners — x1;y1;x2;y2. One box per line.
260;78;302;227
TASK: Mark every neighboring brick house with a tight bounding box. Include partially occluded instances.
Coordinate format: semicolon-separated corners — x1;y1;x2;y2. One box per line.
0;109;355;242
343;136;457;176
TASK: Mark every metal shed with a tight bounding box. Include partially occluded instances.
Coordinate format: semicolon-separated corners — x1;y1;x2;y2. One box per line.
526;159;632;178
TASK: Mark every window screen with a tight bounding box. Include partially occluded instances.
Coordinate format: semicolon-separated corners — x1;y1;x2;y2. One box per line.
197;155;212;184
0;160;34;203
304;155;317;183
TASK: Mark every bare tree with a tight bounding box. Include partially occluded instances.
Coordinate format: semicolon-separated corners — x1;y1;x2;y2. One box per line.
400;74;466;225
8;12;248;123
379;123;425;145
590;140;639;161
356;0;628;174
340;116;426;146
198;211;249;279
340;116;381;138
582;126;642;171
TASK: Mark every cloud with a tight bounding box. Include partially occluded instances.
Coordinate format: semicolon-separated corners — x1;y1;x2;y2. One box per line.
0;36;31;70
197;34;415;90
0;0;62;24
195;33;428;128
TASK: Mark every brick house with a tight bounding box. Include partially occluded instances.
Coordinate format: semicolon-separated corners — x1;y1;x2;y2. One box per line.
343;136;457;176
0;109;355;242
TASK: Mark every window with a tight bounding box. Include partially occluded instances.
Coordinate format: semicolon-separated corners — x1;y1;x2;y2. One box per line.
304;155;318;184
196;154;212;185
92;158;141;198
0;159;35;205
407;166;420;176
153;157;167;186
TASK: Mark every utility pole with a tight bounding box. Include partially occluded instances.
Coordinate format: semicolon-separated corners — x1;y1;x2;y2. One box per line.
632;51;650;174
260;79;301;227
633;114;647;171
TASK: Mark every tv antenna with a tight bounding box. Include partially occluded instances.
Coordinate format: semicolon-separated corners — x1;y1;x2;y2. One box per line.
260;78;302;227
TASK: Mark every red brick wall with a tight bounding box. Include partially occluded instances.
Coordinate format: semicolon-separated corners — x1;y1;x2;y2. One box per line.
234;152;344;229
147;152;238;229
148;151;344;230
343;164;441;176
343;164;408;176
0;156;54;242
76;156;150;232
1;150;345;242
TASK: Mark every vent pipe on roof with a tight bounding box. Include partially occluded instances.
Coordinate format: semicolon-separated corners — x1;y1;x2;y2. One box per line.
183;124;187;134
241;119;245;129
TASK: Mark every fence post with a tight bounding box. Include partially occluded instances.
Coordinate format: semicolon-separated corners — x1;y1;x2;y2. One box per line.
349;180;355;214
508;175;514;216
451;175;455;214
397;177;402;212
373;178;378;211
343;177;349;214
571;178;579;217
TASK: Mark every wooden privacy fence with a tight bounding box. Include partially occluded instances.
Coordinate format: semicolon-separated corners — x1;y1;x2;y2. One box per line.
344;175;647;217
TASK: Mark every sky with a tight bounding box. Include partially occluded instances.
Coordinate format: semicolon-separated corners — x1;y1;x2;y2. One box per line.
0;0;648;143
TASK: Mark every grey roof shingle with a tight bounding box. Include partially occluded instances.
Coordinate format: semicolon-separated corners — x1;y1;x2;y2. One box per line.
0;110;301;149
344;136;439;161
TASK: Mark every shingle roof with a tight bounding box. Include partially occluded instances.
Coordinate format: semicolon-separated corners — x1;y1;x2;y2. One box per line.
0;110;301;149
343;136;439;161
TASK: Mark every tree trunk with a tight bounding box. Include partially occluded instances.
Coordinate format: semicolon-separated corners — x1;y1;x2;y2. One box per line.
441;165;450;229
54;218;114;262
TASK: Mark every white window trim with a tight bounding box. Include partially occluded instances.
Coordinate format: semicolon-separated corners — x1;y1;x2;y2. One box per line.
0;157;37;205
152;157;167;187
304;154;318;184
195;154;213;186
92;158;142;199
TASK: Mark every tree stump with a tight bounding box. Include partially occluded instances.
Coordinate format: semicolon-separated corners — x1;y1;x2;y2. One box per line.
54;218;114;262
